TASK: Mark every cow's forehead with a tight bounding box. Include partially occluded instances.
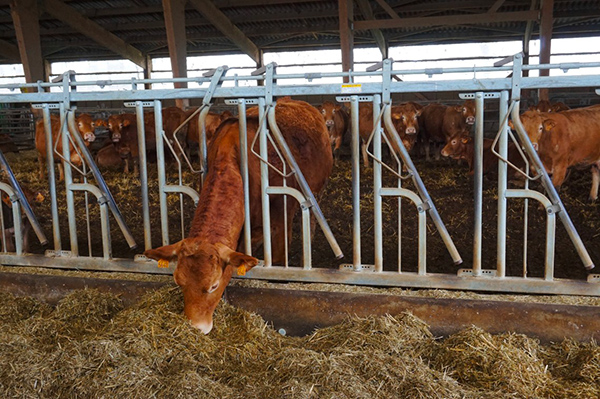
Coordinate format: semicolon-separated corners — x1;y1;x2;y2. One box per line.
77;114;93;123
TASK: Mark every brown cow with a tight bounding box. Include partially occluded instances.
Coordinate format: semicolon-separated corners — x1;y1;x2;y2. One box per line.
515;107;600;201
528;100;571;113
144;98;333;334
441;133;525;178
113;113;157;174
185;108;233;149
418;100;476;160
358;102;422;167
316;101;349;158
35;114;96;181
95;143;124;170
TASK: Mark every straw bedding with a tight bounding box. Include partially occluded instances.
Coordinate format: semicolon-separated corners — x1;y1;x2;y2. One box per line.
0;287;598;398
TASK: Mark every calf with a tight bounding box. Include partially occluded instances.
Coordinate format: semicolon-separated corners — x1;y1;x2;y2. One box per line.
316;101;349;158
95;143;124;170
0;184;44;253
357;102;422;167
515;107;600;201
418;100;476;160
113;113;156;174
441;133;525;178
35;114;96;181
144;98;332;334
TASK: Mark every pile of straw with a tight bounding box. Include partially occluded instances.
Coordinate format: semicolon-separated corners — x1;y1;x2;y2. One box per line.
0;287;598;398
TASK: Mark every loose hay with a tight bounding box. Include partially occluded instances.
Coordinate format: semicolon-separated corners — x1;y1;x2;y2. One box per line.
0;288;599;398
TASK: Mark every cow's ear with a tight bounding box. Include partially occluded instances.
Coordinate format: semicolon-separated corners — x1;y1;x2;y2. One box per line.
215;243;259;276
144;241;183;262
454;105;463;112
543;120;555;132
508;120;514;130
461;137;470;144
122;119;131;127
392;113;401;120
416;109;422;117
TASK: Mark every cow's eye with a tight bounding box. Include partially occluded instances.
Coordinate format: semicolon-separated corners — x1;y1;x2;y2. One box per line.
538;125;543;132
452;140;457;145
322;109;326;114
208;281;219;293
78;122;83;128
463;107;467;113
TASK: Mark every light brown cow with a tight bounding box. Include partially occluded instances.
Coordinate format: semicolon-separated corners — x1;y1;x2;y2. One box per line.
528;100;571;113
95;143;124;170
144;98;333;334
358;102;422;167
316;101;349;158
418;100;476;160
35;114;96;181
441;133;525;178
113;113;157;174
185;108;233;148
515;107;600;201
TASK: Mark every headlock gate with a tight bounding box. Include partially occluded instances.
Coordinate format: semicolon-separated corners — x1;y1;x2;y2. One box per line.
0;53;598;296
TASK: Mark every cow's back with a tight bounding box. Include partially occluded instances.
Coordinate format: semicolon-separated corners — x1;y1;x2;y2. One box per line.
543;107;600;165
419;103;447;141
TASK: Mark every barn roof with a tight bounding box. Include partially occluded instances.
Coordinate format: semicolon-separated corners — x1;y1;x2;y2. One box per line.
0;0;599;65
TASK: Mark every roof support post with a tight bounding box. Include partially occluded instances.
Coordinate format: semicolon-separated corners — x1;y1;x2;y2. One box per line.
144;55;153;91
42;0;147;69
162;0;189;109
9;0;45;84
539;0;553;101
338;0;354;83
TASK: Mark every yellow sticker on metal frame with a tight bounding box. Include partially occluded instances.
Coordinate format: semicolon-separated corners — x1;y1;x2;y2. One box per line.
157;259;169;268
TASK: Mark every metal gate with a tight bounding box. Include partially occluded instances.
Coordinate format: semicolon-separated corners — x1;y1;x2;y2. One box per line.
0;54;598;296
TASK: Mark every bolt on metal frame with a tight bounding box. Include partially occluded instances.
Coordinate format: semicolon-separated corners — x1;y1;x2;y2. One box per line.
0;55;597;295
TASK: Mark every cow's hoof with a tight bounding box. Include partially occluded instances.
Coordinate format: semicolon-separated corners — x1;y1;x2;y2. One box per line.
588;196;597;204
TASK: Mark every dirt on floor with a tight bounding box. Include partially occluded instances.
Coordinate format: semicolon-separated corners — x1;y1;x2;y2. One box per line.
3;147;600;282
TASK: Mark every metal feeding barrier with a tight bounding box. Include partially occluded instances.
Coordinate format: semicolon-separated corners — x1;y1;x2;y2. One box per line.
0;54;598;296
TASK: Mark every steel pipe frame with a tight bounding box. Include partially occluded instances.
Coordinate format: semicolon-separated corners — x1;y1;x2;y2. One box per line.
41;104;61;250
0;57;597;296
69;183;111;259
0;182;23;254
350;96;361;271
135;102;152;251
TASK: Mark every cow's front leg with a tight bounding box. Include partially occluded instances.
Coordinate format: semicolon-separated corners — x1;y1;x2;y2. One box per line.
589;162;600;202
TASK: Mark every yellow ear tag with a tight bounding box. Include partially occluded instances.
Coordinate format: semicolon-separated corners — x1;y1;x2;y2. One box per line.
157;259;169;268
237;264;247;276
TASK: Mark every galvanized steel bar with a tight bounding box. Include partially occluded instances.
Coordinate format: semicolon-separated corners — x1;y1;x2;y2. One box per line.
42;105;61;250
350;96;361;270
0;183;23;254
266;106;343;260
237;99;252;255
70;183;112;259
496;91;509;277
62;108;78;256
473;92;485;276
382;106;463;266
66;113;137;250
372;95;384;272
135;102;152;251
258;98;272;267
199;106;210;185
154;100;170;246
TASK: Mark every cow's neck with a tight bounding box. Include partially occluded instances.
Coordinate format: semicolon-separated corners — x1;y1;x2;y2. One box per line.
188;152;244;249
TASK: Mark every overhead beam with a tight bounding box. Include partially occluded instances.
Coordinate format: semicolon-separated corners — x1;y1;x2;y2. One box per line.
338;0;353;83
0;38;20;62
162;0;188;108
41;0;146;68
539;0;553;101
9;0;45;83
354;10;540;30
373;0;400;19
487;0;506;14
188;0;260;65
355;0;387;59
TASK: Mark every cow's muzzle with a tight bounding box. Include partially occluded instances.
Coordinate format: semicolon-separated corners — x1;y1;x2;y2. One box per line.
466;117;475;125
84;132;96;142
405;126;417;135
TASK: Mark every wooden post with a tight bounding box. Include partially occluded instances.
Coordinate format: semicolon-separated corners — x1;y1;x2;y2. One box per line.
10;0;45;84
339;0;354;83
162;0;189;109
538;0;553;101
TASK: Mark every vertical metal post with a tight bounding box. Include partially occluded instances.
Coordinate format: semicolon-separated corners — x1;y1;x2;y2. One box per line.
42;105;61;250
10;198;22;255
258;98;272;267
100;202;111;259
496;90;509;277
473;92;484;276
237;99;252;255
373;95;383;272
136;102;152;251
154;100;169;246
62;107;78;256
199;106;210;186
350;95;361;270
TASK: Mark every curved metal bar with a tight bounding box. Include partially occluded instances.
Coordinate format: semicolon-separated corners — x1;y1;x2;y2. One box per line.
70;183;112;259
382;105;463;266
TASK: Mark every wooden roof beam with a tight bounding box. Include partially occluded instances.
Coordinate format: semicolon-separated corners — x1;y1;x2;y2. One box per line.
487;0;506;14
162;0;188;108
338;0;353;83
373;0;400;19
9;0;45;82
354;10;539;30
188;0;260;65
41;0;146;69
0;38;20;62
355;0;388;59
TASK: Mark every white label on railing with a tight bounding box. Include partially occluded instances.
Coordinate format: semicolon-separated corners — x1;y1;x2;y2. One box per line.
341;83;362;94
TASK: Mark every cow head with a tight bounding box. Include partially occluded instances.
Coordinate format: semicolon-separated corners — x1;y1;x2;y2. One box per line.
514;111;553;151
108;115;124;142
455;100;476;125
318;101;338;130
441;134;471;159
76;114;96;144
144;238;259;334
391;104;420;135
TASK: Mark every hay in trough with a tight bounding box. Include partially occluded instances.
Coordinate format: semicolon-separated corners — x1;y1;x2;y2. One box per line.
0;287;599;398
